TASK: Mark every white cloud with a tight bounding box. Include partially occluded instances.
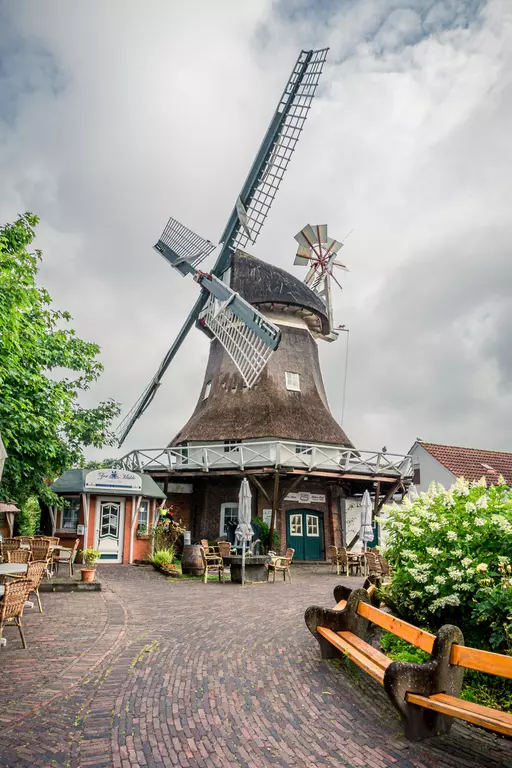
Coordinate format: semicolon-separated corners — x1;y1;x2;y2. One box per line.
1;0;511;459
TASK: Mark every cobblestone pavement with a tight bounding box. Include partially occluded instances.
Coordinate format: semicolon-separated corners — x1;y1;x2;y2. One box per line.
0;565;510;768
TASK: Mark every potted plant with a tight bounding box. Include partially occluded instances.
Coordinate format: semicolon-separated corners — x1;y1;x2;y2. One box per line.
80;548;100;582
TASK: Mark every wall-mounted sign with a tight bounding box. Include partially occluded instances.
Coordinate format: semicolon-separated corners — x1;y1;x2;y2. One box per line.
84;469;142;493
262;508;273;525
77;524;85;536
284;492;326;504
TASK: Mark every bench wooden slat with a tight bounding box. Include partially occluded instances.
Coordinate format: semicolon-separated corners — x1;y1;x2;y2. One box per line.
338;631;391;672
450;644;512;679
356;602;436;654
406;692;512;737
316;627;386;685
333;599;347;611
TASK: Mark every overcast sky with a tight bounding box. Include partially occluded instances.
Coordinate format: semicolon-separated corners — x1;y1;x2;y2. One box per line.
1;0;511;459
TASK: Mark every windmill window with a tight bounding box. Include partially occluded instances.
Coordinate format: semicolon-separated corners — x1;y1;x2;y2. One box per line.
295;444;312;455
203;381;212;400
224;440;241;453
285;372;300;392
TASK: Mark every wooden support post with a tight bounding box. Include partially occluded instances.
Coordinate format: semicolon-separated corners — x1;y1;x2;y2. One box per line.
378;480;401;511
373;481;380;521
277;473;305;506
248;475;272;505
268;472;280;552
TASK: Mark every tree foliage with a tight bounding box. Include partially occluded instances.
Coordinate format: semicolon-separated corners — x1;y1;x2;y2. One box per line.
0;213;120;504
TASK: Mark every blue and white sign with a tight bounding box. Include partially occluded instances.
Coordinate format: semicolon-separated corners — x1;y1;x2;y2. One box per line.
84;469;142;493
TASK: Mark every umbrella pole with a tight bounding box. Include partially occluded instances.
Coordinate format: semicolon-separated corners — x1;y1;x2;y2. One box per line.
241;541;246;586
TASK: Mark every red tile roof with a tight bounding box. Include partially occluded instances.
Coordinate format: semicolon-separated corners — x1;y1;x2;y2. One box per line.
419;442;512;484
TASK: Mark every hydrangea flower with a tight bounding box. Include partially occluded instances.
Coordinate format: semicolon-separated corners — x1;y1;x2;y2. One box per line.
446;531;457;541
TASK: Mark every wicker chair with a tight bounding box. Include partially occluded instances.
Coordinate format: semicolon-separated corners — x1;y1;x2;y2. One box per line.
0;540;21;562
52;538;80;577
30;542;51;576
44;537;60;546
217;541;232;558
25;561;47;613
267;548;294;583
6;550;32;564
377;553;392;579
327;546;346;575
0;579;32;649
363;552;382;578
199;547;225;584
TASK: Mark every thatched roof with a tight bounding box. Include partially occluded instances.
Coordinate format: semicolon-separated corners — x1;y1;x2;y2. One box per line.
231;251;330;335
172;325;352;446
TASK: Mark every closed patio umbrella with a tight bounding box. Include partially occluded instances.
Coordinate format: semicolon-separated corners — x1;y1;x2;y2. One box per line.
235;478;253;586
360;490;373;551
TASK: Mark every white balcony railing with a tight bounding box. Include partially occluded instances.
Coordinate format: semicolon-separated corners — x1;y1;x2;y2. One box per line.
120;440;413;480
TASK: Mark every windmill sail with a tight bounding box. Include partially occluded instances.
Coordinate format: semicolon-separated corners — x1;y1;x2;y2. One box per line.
117;48;328;446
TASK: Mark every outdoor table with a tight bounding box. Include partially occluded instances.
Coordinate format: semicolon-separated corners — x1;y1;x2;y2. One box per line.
222;555;271;583
20;543;59;551
0;563;28;576
347;552;366;576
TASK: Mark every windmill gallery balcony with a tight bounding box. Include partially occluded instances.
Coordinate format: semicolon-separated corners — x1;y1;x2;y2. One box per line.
120;440;413;481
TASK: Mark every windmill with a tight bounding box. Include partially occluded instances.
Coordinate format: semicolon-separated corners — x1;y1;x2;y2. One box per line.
117;48;329;446
294;224;349;341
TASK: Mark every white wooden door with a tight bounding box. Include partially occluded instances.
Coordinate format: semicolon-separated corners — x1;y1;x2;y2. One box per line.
95;498;125;562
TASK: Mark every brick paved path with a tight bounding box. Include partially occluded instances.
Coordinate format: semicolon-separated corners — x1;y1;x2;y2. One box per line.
0;566;510;768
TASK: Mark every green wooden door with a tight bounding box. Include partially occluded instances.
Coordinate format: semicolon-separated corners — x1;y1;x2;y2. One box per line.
286;510;323;560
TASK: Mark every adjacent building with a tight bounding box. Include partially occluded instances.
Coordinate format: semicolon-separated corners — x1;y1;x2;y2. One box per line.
409;440;512;491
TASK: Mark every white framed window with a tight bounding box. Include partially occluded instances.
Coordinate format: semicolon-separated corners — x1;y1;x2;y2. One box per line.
220;503;239;536
289;514;302;536
138;500;149;530
203;381;212;400
306;514;319;537
224;439;241;453
285;372;300;392
295;444;312;455
61;497;80;530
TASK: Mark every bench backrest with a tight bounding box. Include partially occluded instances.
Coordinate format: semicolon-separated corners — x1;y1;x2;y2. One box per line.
355;600;512;679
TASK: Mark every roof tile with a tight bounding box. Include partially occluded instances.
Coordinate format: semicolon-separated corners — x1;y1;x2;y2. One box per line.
420;442;512;484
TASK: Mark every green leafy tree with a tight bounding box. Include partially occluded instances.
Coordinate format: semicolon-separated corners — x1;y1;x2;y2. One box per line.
0;213;120;505
16;496;41;536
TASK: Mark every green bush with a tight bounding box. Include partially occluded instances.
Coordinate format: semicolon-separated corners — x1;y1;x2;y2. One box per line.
151;547;175;567
251;517;280;551
15;496;41;536
379;478;512;652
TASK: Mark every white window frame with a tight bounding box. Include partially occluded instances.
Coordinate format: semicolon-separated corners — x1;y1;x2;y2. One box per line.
60;496;80;531
289;513;303;536
306;514;319;537
219;502;239;537
223;439;241;453
138;500;149;530
203;380;212;400
285;372;300;392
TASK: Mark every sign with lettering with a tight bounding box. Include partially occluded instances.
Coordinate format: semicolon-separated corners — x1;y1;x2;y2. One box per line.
284;492;326;504
262;508;272;525
168;483;193;494
84;469;142;493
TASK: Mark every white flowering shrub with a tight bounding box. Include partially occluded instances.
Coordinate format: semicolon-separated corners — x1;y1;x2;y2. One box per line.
379;477;512;651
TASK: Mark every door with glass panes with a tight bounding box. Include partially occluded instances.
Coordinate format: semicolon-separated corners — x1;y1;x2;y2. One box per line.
95;498;125;562
286;509;322;560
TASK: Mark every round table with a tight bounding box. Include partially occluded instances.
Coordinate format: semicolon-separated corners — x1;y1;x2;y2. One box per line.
222;555;271;583
0;563;28;576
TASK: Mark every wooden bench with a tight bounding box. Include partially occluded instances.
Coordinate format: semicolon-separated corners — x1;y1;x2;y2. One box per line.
305;586;512;741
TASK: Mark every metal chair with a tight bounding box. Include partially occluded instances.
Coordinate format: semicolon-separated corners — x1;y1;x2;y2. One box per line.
0;579;32;649
267;548;294;583
52;538;80;577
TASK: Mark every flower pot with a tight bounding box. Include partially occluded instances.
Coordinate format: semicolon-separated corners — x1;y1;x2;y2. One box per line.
81;568;96;582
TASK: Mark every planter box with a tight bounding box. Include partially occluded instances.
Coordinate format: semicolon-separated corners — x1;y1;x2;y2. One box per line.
136;533;150;540
152;563;180;578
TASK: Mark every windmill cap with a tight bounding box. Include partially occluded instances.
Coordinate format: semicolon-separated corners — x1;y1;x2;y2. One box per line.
230;251;330;335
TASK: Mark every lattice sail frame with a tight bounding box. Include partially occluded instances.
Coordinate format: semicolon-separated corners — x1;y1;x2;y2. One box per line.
226;48;329;256
198;291;278;388
155;216;216;274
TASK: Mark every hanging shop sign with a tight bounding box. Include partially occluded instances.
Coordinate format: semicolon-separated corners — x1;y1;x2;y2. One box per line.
262;508;273;525
284;492;326;504
84;469;142;493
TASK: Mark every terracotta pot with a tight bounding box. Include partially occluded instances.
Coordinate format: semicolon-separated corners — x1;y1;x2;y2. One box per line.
81;568;96;583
